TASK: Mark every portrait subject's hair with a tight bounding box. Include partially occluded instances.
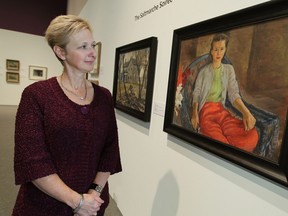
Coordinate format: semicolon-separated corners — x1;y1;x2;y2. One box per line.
208;33;229;62
210;33;229;52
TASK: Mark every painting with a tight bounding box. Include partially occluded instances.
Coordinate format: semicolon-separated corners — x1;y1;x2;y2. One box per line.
6;59;20;71
29;65;47;80
87;71;99;81
6;72;20;83
93;42;102;75
113;37;158;122
86;42;101;84
163;1;288;187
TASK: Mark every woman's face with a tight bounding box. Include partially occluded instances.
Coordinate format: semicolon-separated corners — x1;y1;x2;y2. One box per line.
64;29;96;73
210;40;226;64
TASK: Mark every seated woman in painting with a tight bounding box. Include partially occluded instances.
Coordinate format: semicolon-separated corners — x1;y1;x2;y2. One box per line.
191;33;258;152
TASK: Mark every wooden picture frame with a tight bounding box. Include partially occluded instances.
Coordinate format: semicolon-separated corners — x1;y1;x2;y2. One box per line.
93;42;102;75
6;59;20;71
113;37;158;122
163;1;288;188
6;72;20;83
29;65;47;80
86;71;99;81
87;42;101;83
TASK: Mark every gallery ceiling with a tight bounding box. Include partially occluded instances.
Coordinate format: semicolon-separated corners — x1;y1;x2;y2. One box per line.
0;0;68;36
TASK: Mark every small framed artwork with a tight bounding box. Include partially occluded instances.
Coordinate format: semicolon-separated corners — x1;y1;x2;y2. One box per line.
164;1;288;188
87;42;102;81
93;42;102;75
6;72;20;83
29;65;47;80
87;71;99;81
6;59;20;71
112;37;158;122
91;80;99;85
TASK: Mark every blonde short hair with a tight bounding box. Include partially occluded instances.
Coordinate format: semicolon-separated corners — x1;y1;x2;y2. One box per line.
45;14;92;49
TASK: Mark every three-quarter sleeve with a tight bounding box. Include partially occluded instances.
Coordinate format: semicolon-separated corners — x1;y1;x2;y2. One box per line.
14;86;56;185
97;89;122;175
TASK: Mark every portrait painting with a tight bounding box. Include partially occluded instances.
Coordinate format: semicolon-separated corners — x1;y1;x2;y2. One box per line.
164;1;288;187
174;17;288;162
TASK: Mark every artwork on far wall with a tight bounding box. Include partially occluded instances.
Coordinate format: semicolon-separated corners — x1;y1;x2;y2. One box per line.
112;37;158;122
93;41;102;75
6;59;20;84
87;41;102;83
29;65;47;80
6;72;20;83
163;1;288;188
6;59;20;71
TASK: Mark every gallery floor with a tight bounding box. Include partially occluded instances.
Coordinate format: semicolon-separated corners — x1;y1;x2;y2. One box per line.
0;105;122;216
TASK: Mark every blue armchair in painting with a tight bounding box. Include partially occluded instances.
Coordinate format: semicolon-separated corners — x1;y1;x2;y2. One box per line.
177;54;280;161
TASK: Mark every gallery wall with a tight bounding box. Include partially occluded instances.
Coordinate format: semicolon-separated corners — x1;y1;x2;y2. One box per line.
77;0;288;216
2;0;288;215
0;29;62;105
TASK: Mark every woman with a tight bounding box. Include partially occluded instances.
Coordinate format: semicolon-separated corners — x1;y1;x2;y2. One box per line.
191;33;258;152
13;15;122;216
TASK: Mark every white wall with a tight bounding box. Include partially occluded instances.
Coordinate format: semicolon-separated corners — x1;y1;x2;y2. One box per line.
3;0;288;215
77;0;288;216
0;29;62;105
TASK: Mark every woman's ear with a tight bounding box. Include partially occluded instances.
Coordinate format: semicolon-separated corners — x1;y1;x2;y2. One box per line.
53;45;66;61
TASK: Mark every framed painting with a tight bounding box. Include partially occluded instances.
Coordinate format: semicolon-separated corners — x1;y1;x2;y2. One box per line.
29;65;47;80
87;41;102;81
163;1;288;187
94;42;102;75
6;72;20;83
6;59;20;71
113;37;158;122
86;72;99;81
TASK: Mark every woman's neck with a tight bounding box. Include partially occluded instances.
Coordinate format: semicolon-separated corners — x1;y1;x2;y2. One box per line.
212;62;222;69
59;72;88;101
62;72;86;90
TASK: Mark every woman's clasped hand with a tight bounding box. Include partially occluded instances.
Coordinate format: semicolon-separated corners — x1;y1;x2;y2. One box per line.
74;192;104;216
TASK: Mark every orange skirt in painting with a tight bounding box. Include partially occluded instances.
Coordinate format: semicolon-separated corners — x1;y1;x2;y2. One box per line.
199;102;258;152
